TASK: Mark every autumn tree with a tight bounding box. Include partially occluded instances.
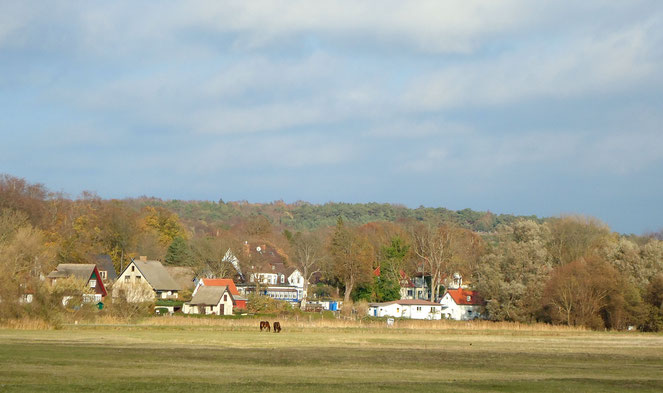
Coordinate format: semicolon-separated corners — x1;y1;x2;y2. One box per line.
141;206;187;245
329;219;374;303
546;216;611;265
542;257;632;329
474;220;552;322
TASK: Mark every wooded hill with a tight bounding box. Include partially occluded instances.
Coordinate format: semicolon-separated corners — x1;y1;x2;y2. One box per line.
125;197;543;234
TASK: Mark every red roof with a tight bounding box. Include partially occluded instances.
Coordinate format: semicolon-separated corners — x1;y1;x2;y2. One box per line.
446;288;483;305
202;279;239;296
373;266;381;277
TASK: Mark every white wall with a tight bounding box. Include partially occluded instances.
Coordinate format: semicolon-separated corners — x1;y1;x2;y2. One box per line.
439;293;482;320
369;303;442;320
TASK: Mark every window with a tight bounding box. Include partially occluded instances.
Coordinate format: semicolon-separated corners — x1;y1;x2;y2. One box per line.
99;271;107;280
281;274;285;283
131;266;135;272
124;276;130;282
135;275;141;281
224;294;227;301
89;279;97;288
466;295;471;302
416;306;422;311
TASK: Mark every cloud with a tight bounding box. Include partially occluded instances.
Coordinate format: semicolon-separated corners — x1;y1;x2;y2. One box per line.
403;20;662;111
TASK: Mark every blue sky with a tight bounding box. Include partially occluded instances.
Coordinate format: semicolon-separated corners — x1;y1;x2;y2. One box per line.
1;1;662;234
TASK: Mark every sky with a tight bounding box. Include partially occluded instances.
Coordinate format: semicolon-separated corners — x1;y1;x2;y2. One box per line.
1;1;662;234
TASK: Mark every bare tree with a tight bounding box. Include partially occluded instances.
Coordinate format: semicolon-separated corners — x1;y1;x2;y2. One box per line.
291;231;326;309
410;224;455;302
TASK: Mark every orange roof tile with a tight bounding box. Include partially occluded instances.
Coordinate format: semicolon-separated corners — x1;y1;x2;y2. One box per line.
446;288;483;305
202;278;239;296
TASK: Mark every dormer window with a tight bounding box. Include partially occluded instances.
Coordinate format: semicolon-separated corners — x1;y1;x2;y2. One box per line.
466;296;471;302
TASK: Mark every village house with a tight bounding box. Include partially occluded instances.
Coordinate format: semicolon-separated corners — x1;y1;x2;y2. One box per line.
47;264;108;304
239;242;307;303
115;257;181;301
193;278;247;310
182;285;234;316
368;299;443;320
439;288;484;320
438;273;484;320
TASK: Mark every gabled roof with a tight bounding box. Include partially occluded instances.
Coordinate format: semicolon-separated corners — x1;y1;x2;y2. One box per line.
445;288;483;306
201;278;239;296
131;260;181;291
48;264;96;281
94;254;118;281
189;286;232;306
369;299;440;307
47;264;107;297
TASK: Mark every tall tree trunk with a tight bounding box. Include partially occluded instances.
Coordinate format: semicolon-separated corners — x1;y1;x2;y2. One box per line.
344;278;354;303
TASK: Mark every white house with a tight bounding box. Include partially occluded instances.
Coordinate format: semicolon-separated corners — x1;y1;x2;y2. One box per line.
182;286;234;316
368;299;443;320
115;257;181;301
439;288;484;320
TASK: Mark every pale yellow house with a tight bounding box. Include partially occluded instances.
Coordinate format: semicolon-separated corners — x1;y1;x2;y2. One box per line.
115;257;181;302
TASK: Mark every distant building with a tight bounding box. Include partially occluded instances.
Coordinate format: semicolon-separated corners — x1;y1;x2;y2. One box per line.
94;254;118;283
239;242;307;303
439;288;484;320
47;264;108;303
183;286;234;316
194;278;247;310
368;299;442;320
115;257;181;301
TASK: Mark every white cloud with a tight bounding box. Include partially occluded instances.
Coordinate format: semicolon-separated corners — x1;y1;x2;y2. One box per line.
403;20;662;110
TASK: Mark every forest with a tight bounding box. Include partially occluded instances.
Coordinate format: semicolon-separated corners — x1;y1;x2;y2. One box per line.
1;173;662;331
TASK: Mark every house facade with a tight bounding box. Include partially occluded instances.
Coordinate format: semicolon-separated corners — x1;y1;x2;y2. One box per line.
439;288;483;320
115;257;181;301
368;299;443;320
182;286;234;316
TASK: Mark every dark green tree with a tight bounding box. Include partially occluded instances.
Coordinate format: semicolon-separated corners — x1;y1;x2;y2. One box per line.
164;236;190;265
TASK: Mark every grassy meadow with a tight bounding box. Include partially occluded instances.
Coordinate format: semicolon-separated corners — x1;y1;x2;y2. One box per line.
0;318;662;392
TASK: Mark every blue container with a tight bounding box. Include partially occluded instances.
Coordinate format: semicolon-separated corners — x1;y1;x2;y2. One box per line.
329;301;338;311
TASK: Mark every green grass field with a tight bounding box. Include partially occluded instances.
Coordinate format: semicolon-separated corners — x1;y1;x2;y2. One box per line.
1;322;662;392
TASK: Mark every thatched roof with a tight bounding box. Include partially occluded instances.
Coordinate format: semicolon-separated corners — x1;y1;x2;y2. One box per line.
47;264;95;281
189;286;232;306
133;260;181;291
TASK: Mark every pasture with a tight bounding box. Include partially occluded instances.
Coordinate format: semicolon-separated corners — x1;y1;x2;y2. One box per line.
0;319;662;392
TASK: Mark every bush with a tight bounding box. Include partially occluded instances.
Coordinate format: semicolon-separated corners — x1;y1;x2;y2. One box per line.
247;294;293;314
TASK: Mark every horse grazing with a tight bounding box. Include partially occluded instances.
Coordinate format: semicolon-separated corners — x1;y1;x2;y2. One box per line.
259;321;271;332
273;321;281;333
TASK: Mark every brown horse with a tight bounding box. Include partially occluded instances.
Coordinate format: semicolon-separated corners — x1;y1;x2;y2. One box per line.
260;321;271;332
273;321;281;333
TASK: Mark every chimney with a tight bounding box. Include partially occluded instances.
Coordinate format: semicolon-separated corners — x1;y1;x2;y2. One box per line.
139;256;147;261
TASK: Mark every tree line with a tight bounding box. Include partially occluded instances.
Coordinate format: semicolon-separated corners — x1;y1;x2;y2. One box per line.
1;174;662;330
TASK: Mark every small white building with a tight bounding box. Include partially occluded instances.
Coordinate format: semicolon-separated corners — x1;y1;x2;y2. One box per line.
368;299;443;320
439;288;483;320
182;285;234;316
